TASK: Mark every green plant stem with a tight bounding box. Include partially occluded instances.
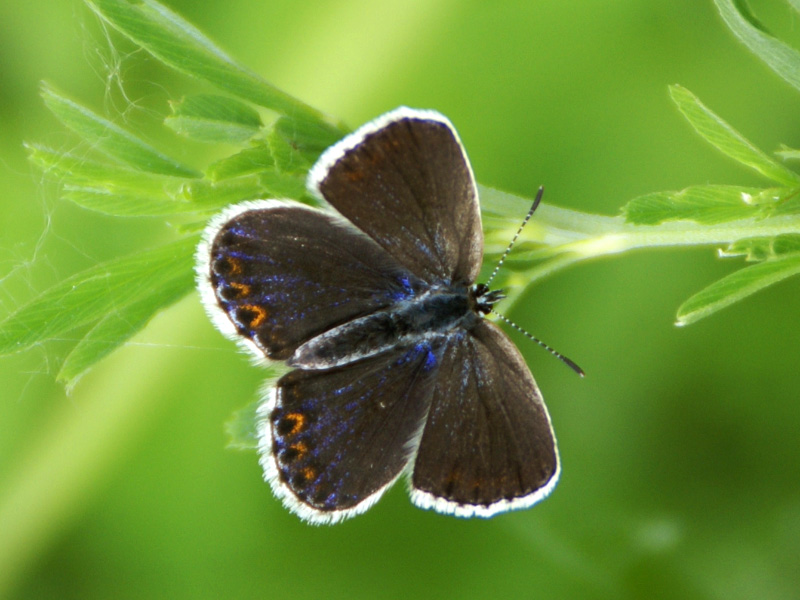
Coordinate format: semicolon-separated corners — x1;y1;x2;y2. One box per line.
482;188;800;305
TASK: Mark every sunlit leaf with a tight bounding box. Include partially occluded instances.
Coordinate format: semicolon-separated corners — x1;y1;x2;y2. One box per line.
165;94;263;143
207;143;274;181
775;144;800;161
258;170;307;199
719;234;800;261
225;399;263;451
182;177;271;210
41;82;200;178
267;127;311;175
273;115;347;164
714;0;800;93
669;85;800;186
622;185;764;225
27;144;209;217
57;271;193;388
0;236;198;355
677;252;800;325
85;0;337;128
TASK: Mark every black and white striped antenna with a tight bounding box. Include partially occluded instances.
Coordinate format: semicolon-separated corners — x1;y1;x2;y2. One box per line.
485;186;584;377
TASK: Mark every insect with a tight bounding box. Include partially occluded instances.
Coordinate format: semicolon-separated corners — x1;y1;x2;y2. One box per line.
197;107;579;524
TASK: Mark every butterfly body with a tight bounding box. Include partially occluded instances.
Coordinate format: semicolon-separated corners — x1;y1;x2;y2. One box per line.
197;107;562;524
291;284;483;370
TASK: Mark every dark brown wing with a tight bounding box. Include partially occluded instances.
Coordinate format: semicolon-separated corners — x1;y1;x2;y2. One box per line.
198;200;423;361
409;320;559;517
261;341;441;524
309;108;483;285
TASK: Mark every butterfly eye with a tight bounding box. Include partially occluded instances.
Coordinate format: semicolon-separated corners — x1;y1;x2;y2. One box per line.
473;282;489;296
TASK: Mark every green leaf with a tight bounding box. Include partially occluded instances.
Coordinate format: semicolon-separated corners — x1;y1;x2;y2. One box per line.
27;144;210;217
267;127;311;175
57;268;193;388
622;185;765;225
719;234;800;261
206;143;274;181
789;0;800;15
775;144;800;161
273;115;347;164
40;82;200;178
61;187;197;217
85;0;337;129
182;177;273;210
676;252;800;325
714;0;800;93
165;94;263;143
669;85;800;186
0;236;198;355
258;170;307;199
225;399;264;451
767;190;800;218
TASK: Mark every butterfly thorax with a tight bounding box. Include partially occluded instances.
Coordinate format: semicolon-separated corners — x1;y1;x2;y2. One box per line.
288;284;495;370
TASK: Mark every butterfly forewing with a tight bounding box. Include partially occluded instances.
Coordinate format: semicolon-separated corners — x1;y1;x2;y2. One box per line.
410;320;559;517
310;108;483;285
202;200;423;361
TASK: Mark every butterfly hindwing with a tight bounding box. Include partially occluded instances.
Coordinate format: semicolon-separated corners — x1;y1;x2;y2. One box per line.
260;341;442;524
309;108;483;285
410;320;559;517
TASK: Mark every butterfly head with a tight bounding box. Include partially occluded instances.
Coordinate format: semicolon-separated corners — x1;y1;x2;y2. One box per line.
472;283;506;315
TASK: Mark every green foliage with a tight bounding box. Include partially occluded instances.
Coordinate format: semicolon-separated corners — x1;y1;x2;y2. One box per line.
0;236;197;388
714;0;800;93
165;94;264;143
225;398;266;450
3;0;800;386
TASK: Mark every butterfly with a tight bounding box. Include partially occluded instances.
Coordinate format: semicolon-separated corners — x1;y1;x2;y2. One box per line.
197;107;565;524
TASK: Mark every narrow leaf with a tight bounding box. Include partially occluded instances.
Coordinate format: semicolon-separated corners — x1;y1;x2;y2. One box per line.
719;234;800;261
27;144;206;216
85;0;336;129
41;82;200;178
714;0;800;93
775;144;800;161
57;264;193;387
258;170;307;199
622;185;763;225
225;399;264;451
273;116;347;164
61;187;199;217
165;94;263;143
182;176;271;209
0;236;198;354
676;252;800;325
267;127;311;175
207;143;274;181
669;85;800;186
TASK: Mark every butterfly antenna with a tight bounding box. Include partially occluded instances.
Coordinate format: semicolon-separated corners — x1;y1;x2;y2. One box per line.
484;186;544;289
493;312;585;377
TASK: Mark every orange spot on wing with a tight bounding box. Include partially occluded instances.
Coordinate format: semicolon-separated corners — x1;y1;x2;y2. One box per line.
279;412;306;437
239;304;268;328
289;441;308;459
229;281;251;296
230;259;242;275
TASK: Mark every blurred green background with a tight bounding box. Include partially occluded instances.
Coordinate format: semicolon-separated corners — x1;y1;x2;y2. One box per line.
2;0;799;598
